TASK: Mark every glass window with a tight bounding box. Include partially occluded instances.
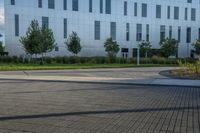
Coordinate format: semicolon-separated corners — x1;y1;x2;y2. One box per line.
167;6;170;19
42;17;49;28
186;27;191;43
72;0;79;11
136;24;142;41
64;18;67;38
106;0;111;14
169;26;172;39
156;5;161;18
146;24;149;41
15;14;19;36
174;7;179;20
38;0;42;8
124;1;127;16
89;0;92;12
134;3;137;16
187;0;192;3
126;23;129;41
178;26;181;42
160;25;165;41
100;0;103;13
198;28;200;40
63;0;67;10
185;8;188;20
11;0;15;5
142;3;147;17
111;22;116;40
191;8;196;21
48;0;55;9
95;21;100;40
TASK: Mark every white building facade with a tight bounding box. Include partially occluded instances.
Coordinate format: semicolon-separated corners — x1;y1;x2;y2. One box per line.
4;0;200;57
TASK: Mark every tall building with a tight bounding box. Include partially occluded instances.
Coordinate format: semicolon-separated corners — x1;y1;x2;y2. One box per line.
4;0;200;57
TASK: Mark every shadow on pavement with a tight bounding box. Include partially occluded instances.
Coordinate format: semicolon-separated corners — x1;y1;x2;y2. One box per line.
0;106;198;121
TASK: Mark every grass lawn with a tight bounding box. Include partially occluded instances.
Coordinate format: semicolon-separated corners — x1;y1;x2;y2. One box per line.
0;63;177;71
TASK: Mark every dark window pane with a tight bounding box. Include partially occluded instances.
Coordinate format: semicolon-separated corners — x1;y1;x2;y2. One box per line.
111;22;116;40
73;0;79;11
106;0;111;14
42;17;49;28
156;5;161;18
48;0;55;9
95;21;100;40
142;3;147;17
15;14;19;36
63;0;67;10
64;18;67;38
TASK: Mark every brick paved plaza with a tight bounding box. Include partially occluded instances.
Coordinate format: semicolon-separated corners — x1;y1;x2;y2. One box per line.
0;79;199;133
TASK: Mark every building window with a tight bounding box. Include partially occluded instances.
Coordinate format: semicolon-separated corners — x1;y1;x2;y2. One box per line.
121;48;129;59
198;28;200;40
169;26;172;39
48;0;55;9
187;0;192;3
105;0;111;14
100;0;103;13
63;0;67;10
15;14;19;36
160;25;165;42
124;1;127;16
134;3;137;16
136;24;142;41
146;24;149;41
72;0;79;11
174;7;179;20
156;5;161;18
178;26;181;42
167;6;170;19
185;8;188;20
42;17;49;28
38;0;42;8
89;0;92;12
191;8;196;21
95;21;100;40
110;22;116;40
186;27;191;43
142;3;147;17
64;18;67;38
126;23;129;41
11;0;15;5
55;46;59;52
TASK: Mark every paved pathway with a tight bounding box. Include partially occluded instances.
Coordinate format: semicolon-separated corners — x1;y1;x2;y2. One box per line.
0;81;199;133
0;67;199;87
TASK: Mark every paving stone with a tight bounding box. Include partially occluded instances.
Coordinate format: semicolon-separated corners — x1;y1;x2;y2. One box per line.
0;81;199;133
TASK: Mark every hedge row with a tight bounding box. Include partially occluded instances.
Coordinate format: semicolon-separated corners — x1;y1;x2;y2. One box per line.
0;56;195;64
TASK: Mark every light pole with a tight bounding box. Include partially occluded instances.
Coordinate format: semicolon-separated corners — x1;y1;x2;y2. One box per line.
137;41;140;66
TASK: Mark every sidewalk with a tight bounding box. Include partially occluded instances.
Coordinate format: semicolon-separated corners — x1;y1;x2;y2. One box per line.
0;72;199;87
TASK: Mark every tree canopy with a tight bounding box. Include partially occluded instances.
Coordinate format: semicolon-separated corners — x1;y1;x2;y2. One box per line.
65;31;81;55
104;38;120;56
20;20;56;57
160;38;179;58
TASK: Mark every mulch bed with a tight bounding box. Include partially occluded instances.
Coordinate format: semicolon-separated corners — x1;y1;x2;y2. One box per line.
159;69;200;80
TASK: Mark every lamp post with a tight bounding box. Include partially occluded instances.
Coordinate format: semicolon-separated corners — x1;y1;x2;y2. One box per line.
137;41;140;66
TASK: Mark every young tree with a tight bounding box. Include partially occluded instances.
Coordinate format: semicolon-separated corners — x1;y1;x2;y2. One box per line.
20;20;56;63
65;32;81;56
139;41;152;58
104;38;120;62
39;27;56;62
20;20;41;56
159;38;179;58
192;40;200;60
